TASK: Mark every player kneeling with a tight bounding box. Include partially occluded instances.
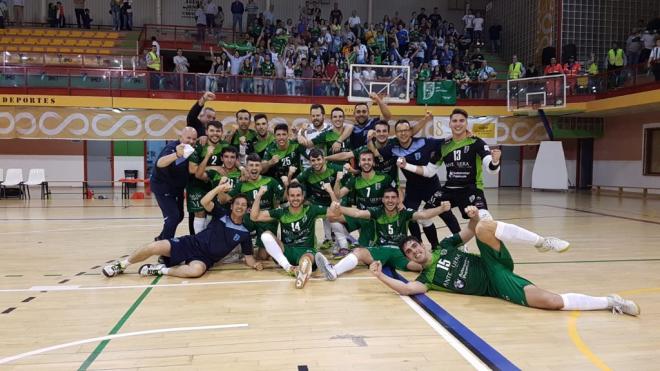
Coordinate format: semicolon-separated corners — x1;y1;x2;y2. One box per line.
370;206;640;316
102;180;262;278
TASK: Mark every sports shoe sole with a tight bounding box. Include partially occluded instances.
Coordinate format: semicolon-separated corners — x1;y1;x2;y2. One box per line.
295;256;312;289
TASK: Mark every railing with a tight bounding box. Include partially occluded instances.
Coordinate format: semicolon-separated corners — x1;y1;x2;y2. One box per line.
143;24;236;50
0;64;657;100
2;51;146;69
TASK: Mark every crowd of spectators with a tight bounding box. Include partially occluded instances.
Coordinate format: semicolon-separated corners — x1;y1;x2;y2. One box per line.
183;1;502;99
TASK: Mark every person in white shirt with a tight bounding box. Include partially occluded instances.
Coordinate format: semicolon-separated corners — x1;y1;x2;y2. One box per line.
356;39;368;64
205;0;217;31
641;30;657;63
462;9;475;41
648;38;660;81
348;10;361;37
173;48;189;73
473;12;484;44
195;5;207;43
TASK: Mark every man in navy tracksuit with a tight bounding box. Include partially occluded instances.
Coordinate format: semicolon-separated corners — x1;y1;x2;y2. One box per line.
150;127;198;240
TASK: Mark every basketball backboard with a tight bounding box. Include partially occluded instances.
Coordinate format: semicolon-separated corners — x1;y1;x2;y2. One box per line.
348;64;411;104
507;75;566;114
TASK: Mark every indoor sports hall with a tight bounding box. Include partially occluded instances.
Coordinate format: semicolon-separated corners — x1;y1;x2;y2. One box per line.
1;1;659;370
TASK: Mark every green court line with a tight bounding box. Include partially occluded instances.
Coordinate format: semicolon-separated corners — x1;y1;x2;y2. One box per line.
78;275;161;371
517;258;660;265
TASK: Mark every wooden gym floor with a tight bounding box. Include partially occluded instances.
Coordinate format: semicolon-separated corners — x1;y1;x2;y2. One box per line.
0;189;658;370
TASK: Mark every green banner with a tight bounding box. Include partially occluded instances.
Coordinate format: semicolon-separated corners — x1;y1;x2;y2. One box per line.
417;81;457;105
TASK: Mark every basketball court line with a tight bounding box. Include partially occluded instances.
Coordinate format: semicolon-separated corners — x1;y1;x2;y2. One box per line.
0;324;249;366
0;223;161;235
0;276;378;293
384;267;521;371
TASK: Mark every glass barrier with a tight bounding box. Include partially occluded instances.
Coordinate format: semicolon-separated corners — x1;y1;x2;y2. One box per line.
2;50;143;69
1;65;657;101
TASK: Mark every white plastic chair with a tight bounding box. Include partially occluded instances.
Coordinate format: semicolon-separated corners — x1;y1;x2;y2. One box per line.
1;168;25;199
24;168;49;199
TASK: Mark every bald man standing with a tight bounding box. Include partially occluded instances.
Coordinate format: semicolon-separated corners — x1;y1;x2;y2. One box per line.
151;127;198;240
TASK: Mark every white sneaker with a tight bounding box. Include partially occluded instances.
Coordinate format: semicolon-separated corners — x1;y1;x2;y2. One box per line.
102;261;125;277
536;237;570;253
139;263;165;276
315;252;337;281
295;256;312;289
608;294;640;316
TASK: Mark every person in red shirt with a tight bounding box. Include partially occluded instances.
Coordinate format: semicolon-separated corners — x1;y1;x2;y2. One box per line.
544;57;563;75
544;57;564;105
563;56;582;94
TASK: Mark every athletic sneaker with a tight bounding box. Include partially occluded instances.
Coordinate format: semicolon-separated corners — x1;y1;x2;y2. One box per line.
315;252;338;281
536;237;570;253
608;294;640;316
102;261;125;277
139;263;165;277
295;256;312;289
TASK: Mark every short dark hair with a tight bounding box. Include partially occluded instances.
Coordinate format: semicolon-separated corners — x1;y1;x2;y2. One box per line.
331;107;344;116
254;113;268;122
359;150;374;159
399;235;421;255
450;108;468;120
222;145;238;156
287;182;304;195
309;148;324;159
274;123;289;134
354;102;369;111
383;187;399;196
208;120;223;131
236;109;251;119
374;119;390;130
310;104;325;114
394;119;411;130
231;193;249;206
246;153;262;163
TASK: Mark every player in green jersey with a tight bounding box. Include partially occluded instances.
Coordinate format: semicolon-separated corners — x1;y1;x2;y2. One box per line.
297;106;354;158
261;123;307;186
315;188;451;281
226;109;258;165
206;146;242;189
295;148;346;252
370;206;639;316
250;183;330;289
219;153;285;259
252;113;275;158
187;121;229;234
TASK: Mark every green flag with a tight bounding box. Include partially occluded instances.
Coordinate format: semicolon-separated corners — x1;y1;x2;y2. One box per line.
417;81;457;105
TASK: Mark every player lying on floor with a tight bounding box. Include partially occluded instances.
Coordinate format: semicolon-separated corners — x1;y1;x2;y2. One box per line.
369;206;640;316
103;179;262;278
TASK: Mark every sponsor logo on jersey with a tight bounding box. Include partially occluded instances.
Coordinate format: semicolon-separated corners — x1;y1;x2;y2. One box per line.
453;279;465;289
440;249;448;256
464;146;470;153
233;234;240;242
469;195;476;203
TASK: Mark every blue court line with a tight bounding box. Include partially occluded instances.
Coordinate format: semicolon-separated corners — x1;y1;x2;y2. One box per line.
382;267;520;371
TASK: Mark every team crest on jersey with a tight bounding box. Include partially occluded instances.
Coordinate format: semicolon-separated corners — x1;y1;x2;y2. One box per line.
440;249;448;256
484;145;490;151
469;195;476;203
415;153;421;160
464;146;470;153
375;183;381;190
453;279;465;289
233;234;240;242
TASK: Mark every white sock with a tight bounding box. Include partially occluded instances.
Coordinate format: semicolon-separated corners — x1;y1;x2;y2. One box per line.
333;253;359;276
494;221;544;247
193;217;206;234
331;222;349;250
204;215;212;229
322;219;333;241
478;209;493;221
261;233;292;271
560;293;609;311
120;259;130;268
160;267;170;275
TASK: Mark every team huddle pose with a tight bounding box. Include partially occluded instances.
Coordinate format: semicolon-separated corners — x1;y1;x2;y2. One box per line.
102;92;639;316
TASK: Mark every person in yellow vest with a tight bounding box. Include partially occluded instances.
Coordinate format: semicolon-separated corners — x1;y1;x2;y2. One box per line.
146;44;161;90
508;54;525;79
607;42;625;87
586;52;600;93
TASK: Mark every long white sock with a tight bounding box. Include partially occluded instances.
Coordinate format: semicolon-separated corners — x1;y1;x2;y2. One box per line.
494;221;544;247
160;267;170;275
331;222;349;250
261;233;292;271
322;218;333;241
560;293;609;311
193;217;206;234
333;253;359;276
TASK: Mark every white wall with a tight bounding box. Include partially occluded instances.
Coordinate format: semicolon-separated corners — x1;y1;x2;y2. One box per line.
23;0;157;26
0;155;83;187
113;156;145;188
593;161;660;192
522;159;534;188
